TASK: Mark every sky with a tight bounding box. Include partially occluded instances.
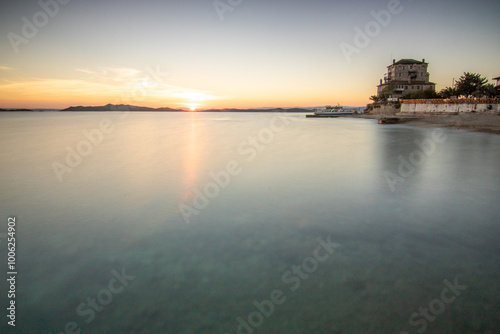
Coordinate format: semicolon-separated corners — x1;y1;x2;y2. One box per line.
0;0;499;109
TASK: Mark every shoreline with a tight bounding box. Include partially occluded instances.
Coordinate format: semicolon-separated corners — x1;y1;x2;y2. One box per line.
353;113;500;135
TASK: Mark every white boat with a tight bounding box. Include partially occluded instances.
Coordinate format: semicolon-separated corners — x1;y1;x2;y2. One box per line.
313;105;354;116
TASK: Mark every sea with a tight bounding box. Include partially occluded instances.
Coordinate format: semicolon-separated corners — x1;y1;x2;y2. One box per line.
0;112;499;334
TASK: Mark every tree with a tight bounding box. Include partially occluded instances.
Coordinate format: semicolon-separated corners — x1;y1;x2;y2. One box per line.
439;87;458;98
481;83;496;97
378;84;395;101
401;90;439;99
455;72;488;97
370;95;381;102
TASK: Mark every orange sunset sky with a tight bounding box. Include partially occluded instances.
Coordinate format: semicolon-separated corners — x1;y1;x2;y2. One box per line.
0;0;499;110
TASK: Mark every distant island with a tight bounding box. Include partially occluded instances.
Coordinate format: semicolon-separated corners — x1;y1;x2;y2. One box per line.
60;104;313;113
1;103;318;113
202;107;312;113
0;108;33;112
61;104;183;112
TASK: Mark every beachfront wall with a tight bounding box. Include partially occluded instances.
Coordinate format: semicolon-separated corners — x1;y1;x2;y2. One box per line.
400;99;500;114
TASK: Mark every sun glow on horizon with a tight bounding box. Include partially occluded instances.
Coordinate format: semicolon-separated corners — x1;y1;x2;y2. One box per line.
186;103;198;111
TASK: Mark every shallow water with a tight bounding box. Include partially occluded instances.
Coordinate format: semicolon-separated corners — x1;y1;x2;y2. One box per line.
0;112;499;333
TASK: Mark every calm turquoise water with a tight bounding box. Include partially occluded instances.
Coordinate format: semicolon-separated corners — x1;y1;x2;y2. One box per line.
0;112;499;333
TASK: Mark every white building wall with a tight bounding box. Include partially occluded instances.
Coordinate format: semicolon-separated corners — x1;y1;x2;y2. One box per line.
401;103;500;114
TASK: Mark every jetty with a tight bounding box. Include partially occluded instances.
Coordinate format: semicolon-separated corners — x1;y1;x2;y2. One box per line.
306;114;352;118
378;116;423;124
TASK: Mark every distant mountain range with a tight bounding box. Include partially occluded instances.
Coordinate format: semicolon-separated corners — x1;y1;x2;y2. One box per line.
0;108;33;111
61;104;313;112
202;107;312;113
61;104;183;112
1;104;349;113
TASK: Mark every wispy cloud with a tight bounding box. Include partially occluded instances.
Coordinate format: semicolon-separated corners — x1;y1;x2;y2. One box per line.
73;66;229;103
0;66;14;71
75;66;144;84
74;68;95;75
0;78;117;97
0;66;230;107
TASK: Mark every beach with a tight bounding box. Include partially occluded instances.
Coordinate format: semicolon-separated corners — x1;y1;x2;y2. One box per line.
355;113;500;134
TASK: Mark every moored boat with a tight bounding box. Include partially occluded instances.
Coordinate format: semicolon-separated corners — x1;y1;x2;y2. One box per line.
313;105;353;116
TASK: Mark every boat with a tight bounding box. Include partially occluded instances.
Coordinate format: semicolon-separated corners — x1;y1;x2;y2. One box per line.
313;105;354;116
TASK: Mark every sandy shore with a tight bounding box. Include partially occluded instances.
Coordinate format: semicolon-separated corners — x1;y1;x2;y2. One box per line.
354;113;500;134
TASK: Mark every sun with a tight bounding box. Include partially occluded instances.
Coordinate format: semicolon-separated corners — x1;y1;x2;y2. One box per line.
187;103;198;111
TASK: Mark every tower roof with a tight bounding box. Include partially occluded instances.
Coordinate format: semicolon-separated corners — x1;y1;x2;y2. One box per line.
393;59;425;65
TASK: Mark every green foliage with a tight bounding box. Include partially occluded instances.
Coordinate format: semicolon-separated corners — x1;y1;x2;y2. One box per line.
455;72;488;96
401;90;439;99
439;87;458;98
439;73;493;98
481;83;496;97
369;95;381;102
378;84;395;101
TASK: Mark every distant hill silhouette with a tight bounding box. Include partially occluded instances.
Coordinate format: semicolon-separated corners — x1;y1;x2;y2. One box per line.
60;104;313;113
1;104;341;113
61;104;182;111
0;108;33;111
201;107;311;113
